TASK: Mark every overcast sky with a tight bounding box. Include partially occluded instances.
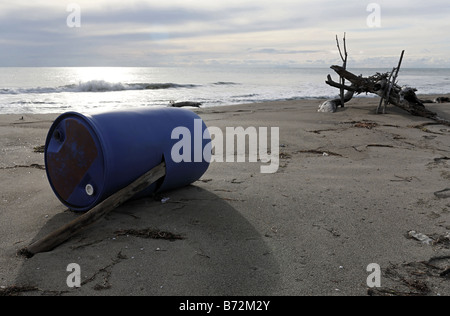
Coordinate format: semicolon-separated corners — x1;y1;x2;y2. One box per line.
1;0;449;67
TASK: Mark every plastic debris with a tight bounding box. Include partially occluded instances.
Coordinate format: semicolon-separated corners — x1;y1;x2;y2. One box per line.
161;197;170;204
408;231;434;245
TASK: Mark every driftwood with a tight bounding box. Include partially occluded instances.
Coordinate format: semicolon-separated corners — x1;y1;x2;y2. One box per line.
422;97;450;104
170;101;202;108
20;162;166;257
325;64;438;118
324;64;450;125
320;37;450;126
435;97;450;103
323;66;450;126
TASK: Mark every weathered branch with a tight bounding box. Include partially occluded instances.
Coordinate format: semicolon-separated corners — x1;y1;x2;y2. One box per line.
326;75;357;92
336;33;349;108
377;68;395;114
336;34;346;64
377;50;405;114
330;65;364;84
387;50;405;102
20;162;166;257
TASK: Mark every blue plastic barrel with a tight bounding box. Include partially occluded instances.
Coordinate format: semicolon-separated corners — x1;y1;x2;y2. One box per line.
45;107;211;212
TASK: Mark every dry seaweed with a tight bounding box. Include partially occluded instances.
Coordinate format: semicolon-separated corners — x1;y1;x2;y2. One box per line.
279;152;292;159
115;228;184;241
369;256;450;296
33;145;45;153
0;164;45;171
0;286;39;296
434;157;450;163
409;123;446;135
366;144;395;148
353;121;379;129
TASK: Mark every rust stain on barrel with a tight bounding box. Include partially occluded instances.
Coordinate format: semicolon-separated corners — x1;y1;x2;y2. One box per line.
47;119;98;200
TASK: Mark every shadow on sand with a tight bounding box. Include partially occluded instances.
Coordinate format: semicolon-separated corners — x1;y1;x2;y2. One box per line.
14;185;280;296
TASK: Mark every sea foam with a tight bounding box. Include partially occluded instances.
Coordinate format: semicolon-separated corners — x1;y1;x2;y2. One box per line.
0;80;198;95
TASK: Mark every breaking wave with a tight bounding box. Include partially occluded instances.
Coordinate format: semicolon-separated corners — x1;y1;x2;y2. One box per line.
0;80;199;95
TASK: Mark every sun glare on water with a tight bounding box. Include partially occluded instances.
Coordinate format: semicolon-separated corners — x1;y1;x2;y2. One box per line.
73;67;136;84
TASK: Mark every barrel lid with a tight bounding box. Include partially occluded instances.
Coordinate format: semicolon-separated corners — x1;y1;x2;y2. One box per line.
45;114;105;211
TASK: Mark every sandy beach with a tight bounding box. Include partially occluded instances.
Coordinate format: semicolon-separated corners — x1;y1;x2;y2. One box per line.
1;96;450;296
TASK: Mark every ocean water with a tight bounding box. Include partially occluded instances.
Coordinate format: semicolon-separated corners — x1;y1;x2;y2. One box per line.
0;67;449;114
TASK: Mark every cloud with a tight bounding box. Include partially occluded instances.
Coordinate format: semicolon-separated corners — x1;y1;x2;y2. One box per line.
0;0;449;67
249;48;324;55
